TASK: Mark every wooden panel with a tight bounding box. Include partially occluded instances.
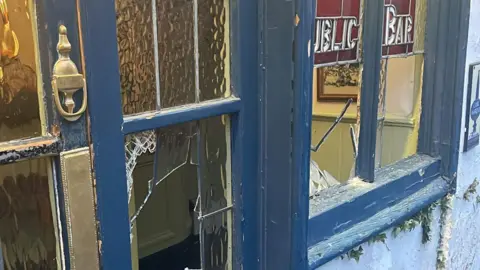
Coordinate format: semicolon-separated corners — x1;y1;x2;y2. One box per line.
60;147;99;270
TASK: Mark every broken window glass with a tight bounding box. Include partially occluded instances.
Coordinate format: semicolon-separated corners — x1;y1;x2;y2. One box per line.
126;115;232;270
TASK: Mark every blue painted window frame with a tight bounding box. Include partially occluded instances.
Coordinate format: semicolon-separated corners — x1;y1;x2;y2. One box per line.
294;0;471;268
71;0;469;269
79;0;259;269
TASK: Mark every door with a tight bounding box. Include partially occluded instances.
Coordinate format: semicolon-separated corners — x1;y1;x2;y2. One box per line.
0;0;96;269
0;0;258;269
78;0;257;269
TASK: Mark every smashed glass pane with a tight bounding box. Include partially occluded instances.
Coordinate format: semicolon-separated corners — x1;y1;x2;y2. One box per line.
125;130;157;202
197;116;231;216
126;116;232;269
375;55;424;169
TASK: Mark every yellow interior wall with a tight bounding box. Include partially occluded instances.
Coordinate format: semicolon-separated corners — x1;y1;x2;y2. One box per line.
311;56;423;181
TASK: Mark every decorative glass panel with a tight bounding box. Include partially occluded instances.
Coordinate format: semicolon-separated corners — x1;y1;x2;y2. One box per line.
115;0;158;114
314;0;361;66
155;0;196;108
198;0;231;101
116;0;231;114
0;0;42;142
382;0;416;56
382;0;426;57
0;158;58;269
126;115;232;269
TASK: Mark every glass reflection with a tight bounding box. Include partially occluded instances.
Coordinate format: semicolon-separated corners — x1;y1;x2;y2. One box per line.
0;0;41;142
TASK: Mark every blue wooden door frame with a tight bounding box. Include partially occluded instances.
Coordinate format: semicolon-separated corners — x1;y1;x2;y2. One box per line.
78;0;314;269
78;0;265;269
257;0;314;268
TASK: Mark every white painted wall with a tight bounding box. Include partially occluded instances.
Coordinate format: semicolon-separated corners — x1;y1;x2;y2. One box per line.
317;1;480;269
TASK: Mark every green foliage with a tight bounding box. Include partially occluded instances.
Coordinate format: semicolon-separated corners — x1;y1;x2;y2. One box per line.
339;233;387;263
340;246;364;262
437;250;447;269
392;201;438;244
340;200;440;263
367;233;387;246
463;178;479;201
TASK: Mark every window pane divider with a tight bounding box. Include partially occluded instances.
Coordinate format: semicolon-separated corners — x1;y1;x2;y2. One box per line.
122;97;241;134
355;0;384;181
0;136;61;165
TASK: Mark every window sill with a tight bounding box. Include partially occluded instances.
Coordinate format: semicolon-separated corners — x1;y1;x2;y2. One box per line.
308;177;448;269
307;154;448;268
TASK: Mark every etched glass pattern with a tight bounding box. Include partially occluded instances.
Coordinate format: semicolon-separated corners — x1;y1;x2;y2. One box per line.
115;0;231;114
0;158;58;269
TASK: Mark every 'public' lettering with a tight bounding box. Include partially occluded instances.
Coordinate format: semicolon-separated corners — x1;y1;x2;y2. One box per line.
314;17;358;53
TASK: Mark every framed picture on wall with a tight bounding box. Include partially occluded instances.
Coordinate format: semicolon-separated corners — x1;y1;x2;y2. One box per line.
464;61;480;152
317;63;360;101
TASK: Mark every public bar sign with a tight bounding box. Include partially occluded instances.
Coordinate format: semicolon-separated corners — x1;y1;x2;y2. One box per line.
314;0;361;65
314;0;416;66
382;0;416;56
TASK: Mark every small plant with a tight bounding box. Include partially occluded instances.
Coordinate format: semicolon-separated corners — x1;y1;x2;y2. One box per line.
392;201;438;244
437;250;447;269
340;246;364;262
463;178;479;201
340;201;439;263
367;233;387;245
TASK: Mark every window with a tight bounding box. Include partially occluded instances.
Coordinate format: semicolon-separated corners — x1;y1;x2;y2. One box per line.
114;0;234;268
73;0;471;268
311;0;426;190
80;0;257;268
302;0;470;268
